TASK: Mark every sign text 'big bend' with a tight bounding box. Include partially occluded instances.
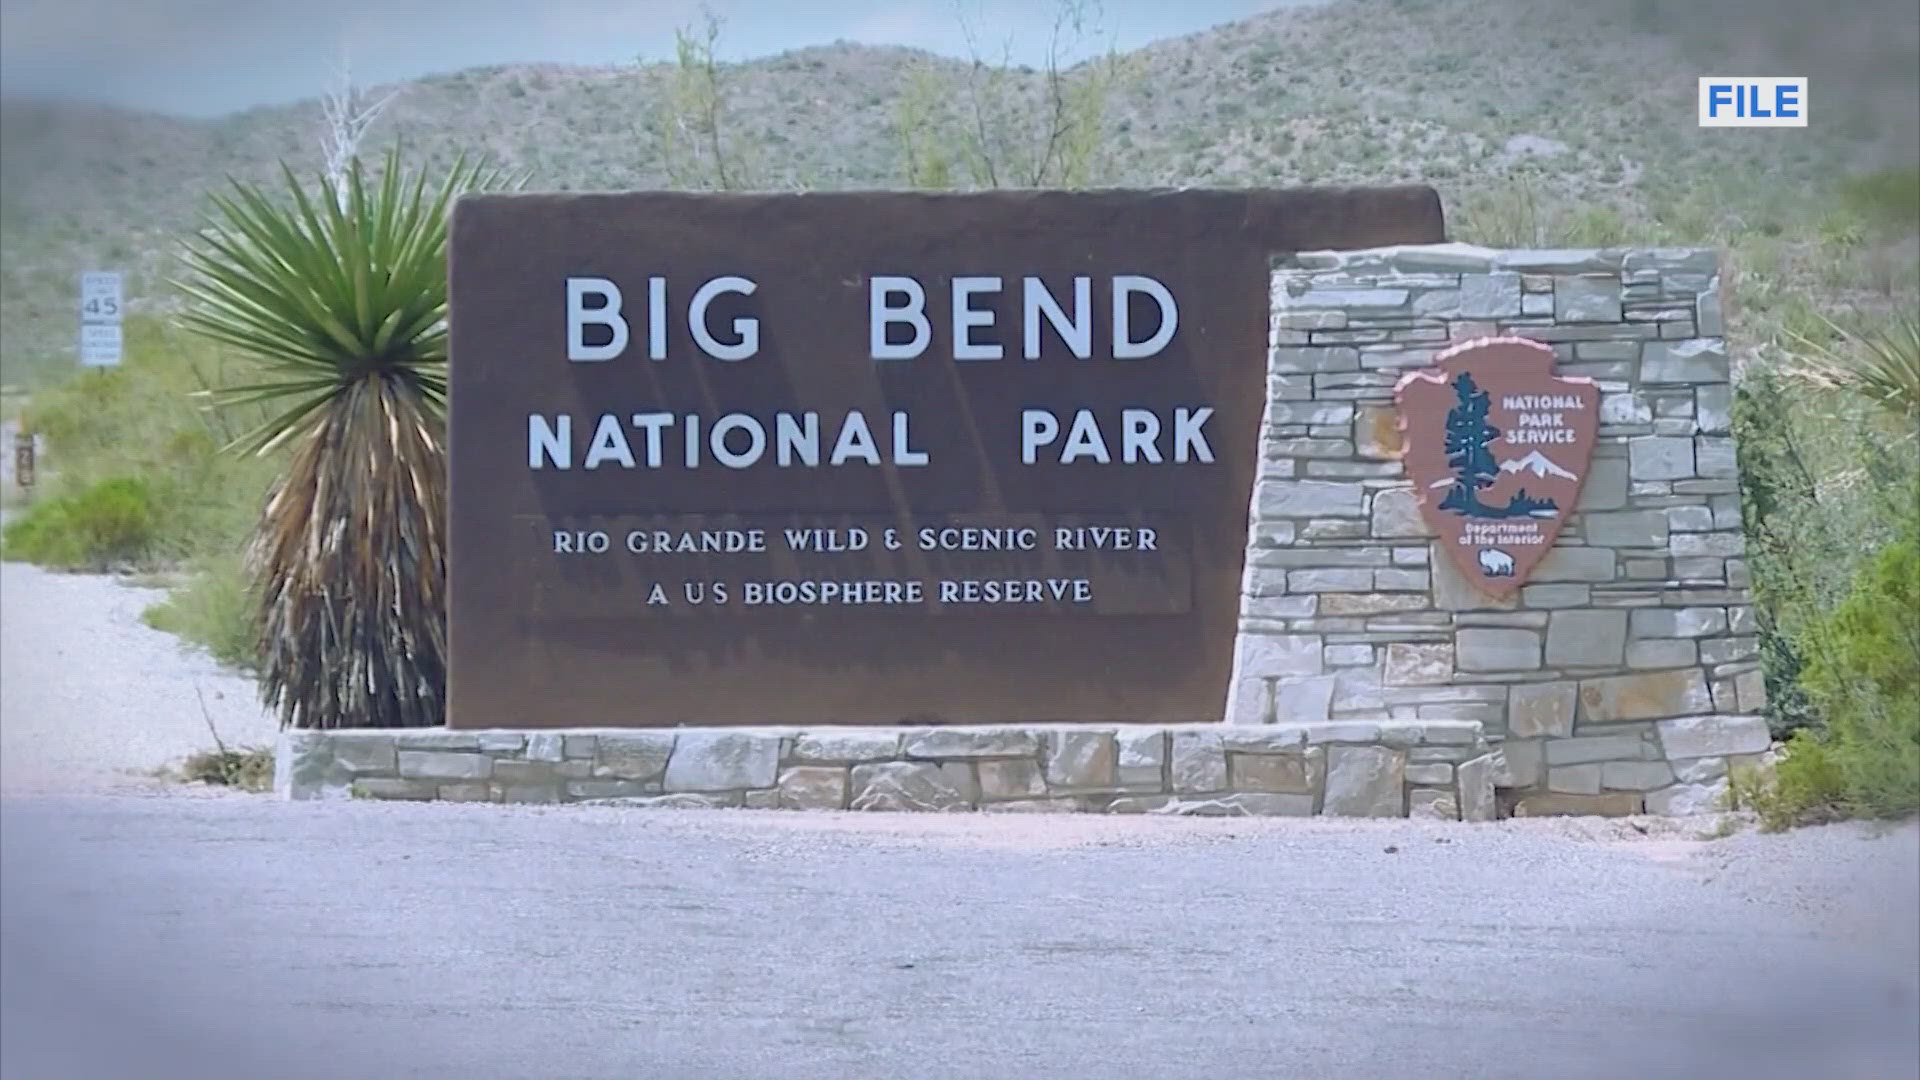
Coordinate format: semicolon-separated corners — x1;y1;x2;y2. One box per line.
445;188;1444;727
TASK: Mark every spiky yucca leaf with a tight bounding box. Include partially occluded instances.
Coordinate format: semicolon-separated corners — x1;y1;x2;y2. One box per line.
177;153;503;453
248;375;451;728
1785;311;1920;422
176;151;514;729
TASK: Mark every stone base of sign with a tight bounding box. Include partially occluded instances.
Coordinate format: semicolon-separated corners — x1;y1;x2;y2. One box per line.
276;722;1495;819
1229;242;1760;818
275;243;1758;821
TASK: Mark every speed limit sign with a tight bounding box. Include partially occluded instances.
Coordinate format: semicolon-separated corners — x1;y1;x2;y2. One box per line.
79;271;123;367
80;272;123;323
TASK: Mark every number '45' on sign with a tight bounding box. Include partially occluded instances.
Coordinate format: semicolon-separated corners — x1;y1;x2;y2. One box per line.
80;272;122;322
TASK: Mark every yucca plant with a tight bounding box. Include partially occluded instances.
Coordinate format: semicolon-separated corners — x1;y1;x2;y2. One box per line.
176;150;514;728
1784;310;1920;422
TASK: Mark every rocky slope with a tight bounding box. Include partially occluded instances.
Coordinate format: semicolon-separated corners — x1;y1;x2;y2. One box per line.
1;0;1913;385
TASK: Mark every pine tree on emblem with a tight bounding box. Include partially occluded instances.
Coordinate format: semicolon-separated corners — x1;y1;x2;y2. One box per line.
1439;372;1500;515
1437;370;1560;519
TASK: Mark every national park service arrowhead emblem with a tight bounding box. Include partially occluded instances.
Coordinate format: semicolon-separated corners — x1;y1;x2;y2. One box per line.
1395;337;1599;597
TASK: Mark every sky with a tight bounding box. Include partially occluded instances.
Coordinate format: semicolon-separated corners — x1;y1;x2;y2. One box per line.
0;0;1306;118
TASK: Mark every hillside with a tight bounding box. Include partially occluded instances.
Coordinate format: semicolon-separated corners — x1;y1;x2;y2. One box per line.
2;0;1915;386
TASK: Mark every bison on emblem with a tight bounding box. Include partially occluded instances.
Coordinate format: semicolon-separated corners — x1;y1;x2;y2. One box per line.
1477;548;1516;577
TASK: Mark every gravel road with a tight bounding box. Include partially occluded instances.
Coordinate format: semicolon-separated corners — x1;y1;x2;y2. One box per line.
2;797;1915;1080
1;555;1916;1079
1;560;278;793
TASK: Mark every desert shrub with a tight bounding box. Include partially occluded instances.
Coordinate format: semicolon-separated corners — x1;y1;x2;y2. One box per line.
1728;735;1849;832
174;151;512;729
1733;482;1920;829
1837;165;1920;233
141;549;258;671
1785;310;1920;422
1816;211;1866;251
4;314;278;662
7;315;280;564
1449;178;1636;249
1450;177;1546;248
1733;367;1917;737
178;746;275;791
1646;183;1745;246
1798;516;1920;818
2;475;160;569
1561;204;1630;247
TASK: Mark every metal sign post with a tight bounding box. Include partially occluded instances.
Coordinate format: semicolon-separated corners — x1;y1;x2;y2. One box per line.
13;429;34;490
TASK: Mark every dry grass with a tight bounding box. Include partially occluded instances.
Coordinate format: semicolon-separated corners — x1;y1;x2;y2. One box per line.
175;745;275;792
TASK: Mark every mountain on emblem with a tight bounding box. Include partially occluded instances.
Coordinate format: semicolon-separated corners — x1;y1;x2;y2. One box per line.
1394;337;1601;597
1499;450;1579;481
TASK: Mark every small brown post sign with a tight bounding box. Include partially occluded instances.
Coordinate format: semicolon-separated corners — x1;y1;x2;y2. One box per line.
12;430;33;490
1396;336;1599;597
447;188;1444;727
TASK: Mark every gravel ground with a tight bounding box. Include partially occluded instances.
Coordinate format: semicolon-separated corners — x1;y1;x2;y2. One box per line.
1;796;1915;1080
1;553;1916;1078
0;560;278;793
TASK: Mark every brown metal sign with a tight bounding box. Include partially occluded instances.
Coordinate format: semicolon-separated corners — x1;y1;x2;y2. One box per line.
1395;337;1599;597
12;431;33;489
447;188;1445;728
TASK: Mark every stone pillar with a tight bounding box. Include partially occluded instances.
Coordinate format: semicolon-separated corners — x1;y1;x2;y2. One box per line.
1228;243;1765;816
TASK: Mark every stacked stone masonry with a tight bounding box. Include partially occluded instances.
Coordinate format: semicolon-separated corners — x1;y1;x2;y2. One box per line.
275;243;1762;820
1227;243;1766;817
278;722;1497;820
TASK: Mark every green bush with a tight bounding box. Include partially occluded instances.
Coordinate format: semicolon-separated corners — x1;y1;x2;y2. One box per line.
1449;178;1546;248
6;315;279;570
1561;205;1630;247
1733;512;1920;829
1799;516;1920;818
1729;735;1849;832
4;314;277;669
1449;178;1638;250
142;550;259;671
1733;368;1917;737
1816;210;1865;251
1837;165;1920;234
2;475;161;569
